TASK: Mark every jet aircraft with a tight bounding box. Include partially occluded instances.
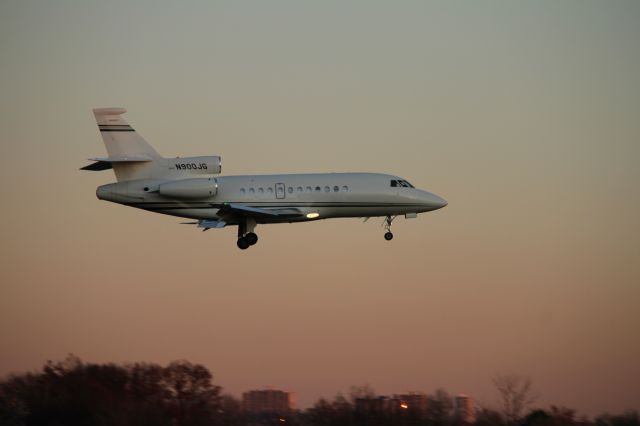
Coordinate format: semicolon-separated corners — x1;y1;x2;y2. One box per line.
83;108;447;249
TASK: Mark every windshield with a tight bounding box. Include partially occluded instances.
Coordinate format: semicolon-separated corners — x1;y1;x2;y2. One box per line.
390;179;414;188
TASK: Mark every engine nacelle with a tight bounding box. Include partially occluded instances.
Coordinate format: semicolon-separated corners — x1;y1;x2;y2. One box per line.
159;178;218;199
168;156;222;175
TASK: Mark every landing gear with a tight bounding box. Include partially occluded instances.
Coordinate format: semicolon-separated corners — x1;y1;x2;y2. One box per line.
237;219;258;250
237;237;250;250
383;215;395;241
245;232;258;246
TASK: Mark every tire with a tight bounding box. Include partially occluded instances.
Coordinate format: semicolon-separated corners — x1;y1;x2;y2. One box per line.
237;238;250;250
384;232;394;241
245;232;258;246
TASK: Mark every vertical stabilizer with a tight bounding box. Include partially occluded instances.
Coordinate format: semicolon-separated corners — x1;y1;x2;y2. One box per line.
92;108;163;181
93;108;160;159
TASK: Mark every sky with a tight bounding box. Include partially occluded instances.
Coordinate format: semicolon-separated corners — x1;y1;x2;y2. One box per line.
1;0;639;417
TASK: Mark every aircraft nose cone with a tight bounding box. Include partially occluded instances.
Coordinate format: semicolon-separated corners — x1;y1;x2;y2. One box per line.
419;191;447;210
432;193;448;209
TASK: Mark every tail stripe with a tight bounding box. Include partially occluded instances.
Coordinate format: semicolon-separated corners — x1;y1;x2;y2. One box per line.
91;107;162;181
99;124;134;132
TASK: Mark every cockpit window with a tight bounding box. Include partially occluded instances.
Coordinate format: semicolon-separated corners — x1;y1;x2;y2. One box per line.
390;179;414;188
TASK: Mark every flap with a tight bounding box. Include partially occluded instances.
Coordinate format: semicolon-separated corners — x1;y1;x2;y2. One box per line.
221;203;304;218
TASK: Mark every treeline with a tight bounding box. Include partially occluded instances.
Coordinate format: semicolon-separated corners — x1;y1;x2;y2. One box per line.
303;388;638;426
0;356;637;426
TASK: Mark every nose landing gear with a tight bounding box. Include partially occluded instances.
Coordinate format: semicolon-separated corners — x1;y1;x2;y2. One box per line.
383;216;395;241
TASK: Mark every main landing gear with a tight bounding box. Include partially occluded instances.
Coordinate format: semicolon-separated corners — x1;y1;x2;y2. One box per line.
237;219;258;250
384;216;395;241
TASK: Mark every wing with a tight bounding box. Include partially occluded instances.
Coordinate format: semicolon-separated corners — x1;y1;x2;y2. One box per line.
182;204;305;231
219;203;305;219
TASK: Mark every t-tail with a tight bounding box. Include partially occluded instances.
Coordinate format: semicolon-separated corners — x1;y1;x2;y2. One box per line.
81;108;161;181
81;107;221;181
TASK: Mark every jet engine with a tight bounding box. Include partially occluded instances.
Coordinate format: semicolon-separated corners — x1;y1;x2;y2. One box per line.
168;156;222;174
158;178;218;199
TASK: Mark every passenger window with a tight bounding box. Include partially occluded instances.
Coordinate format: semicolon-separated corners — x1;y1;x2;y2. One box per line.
333;186;339;192
249;188;255;194
391;180;398;187
324;186;330;192
297;186;303;193
287;187;293;194
306;186;312;192
258;188;264;194
315;186;321;192
240;188;246;194
267;187;273;194
342;185;348;192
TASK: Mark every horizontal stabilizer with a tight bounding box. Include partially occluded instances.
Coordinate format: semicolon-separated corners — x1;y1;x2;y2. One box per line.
81;161;113;171
80;156;153;172
88;156;153;163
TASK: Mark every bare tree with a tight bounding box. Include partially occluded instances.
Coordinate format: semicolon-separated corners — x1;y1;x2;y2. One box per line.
348;384;376;403
426;388;454;426
492;373;537;425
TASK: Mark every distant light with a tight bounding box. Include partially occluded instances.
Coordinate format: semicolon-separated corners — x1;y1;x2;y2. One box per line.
400;403;409;409
279;418;286;423
306;212;320;219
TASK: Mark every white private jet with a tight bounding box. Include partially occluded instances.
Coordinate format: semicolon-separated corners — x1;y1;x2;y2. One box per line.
83;108;447;249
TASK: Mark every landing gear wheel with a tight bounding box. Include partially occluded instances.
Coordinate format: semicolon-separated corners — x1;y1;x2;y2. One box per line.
383;216;395;241
245;232;258;246
237;238;250;250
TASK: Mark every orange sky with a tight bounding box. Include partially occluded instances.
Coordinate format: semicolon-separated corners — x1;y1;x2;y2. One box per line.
1;1;639;417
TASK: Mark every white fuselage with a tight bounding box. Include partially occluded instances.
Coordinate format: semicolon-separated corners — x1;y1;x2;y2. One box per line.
86;107;447;248
97;172;447;225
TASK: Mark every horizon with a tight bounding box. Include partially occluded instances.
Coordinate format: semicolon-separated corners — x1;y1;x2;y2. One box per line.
1;355;630;419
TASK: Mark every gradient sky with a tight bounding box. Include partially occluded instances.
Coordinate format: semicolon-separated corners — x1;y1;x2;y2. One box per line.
1;0;639;417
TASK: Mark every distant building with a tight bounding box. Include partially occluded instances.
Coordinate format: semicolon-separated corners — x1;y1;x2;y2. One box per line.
355;396;393;415
242;389;294;414
393;392;428;416
356;393;428;417
455;394;475;423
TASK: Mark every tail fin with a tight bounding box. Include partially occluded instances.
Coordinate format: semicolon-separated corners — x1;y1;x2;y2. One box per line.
88;108;163;181
94;107;160;159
